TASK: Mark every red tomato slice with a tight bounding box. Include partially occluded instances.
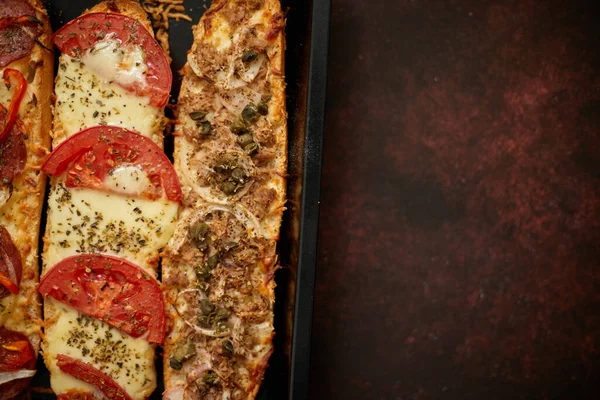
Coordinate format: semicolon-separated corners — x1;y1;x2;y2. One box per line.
53;13;171;107
39;254;166;344
56;354;132;400
0;226;22;298
0;327;35;399
41;126;181;202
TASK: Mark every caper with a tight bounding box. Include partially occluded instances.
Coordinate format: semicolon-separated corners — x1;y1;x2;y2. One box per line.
222;339;234;356
195;266;211;281
206;253;220;269
189;110;207;121
244;142;259;155
213;163;228;174
202;370;218;386
242;103;259;123
215;308;230;322
257;95;271;115
257;101;268;115
230;118;247;135
198;314;210;327
169;357;182;370
241;50;257;63
237;133;254;147
169;339;196;370
200;299;215;314
220;181;237;195
231;168;246;182
197;120;212;136
190;221;209;250
190;221;208;241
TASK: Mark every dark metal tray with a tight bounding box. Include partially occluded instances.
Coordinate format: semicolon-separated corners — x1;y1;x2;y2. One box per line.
32;0;329;398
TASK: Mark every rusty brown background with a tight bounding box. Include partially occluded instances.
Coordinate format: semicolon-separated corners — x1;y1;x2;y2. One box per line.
309;0;600;399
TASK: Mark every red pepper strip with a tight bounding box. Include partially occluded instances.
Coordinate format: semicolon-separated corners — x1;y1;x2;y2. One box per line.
0;15;42;31
0;272;18;294
0;69;27;141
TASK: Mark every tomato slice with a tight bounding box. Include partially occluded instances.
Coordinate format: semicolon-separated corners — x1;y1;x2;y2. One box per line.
0;226;22;298
56;354;132;400
39;254;166;344
53;13;171;107
41;126;181;202
0;327;35;399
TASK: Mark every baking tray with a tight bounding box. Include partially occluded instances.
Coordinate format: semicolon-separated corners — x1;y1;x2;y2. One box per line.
31;0;329;399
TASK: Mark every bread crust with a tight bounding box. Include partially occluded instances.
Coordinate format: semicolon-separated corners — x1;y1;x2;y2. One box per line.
0;0;53;397
86;0;155;37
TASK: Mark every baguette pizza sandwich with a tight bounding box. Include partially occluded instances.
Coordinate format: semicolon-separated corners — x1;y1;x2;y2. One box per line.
0;0;53;398
162;0;287;398
38;1;180;399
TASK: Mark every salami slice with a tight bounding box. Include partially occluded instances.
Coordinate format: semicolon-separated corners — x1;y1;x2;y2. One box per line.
0;327;35;400
0;0;41;67
0;124;26;183
0;226;22;299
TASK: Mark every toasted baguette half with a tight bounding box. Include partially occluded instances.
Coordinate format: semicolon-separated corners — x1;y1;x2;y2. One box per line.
162;1;287;398
0;0;53;398
40;1;177;399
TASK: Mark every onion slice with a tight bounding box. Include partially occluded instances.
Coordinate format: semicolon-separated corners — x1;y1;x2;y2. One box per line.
240;54;265;83
177;144;256;206
0;369;36;385
163;386;184;400
187;54;202;78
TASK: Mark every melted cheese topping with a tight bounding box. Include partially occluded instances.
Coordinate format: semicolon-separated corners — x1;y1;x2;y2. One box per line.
44;299;156;400
103;165;155;197
206;14;232;51
83;37;148;88
45;182;178;273
54;54;162;144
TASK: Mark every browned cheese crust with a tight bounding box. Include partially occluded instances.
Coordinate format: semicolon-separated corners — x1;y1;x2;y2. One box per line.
0;0;53;395
162;1;287;399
